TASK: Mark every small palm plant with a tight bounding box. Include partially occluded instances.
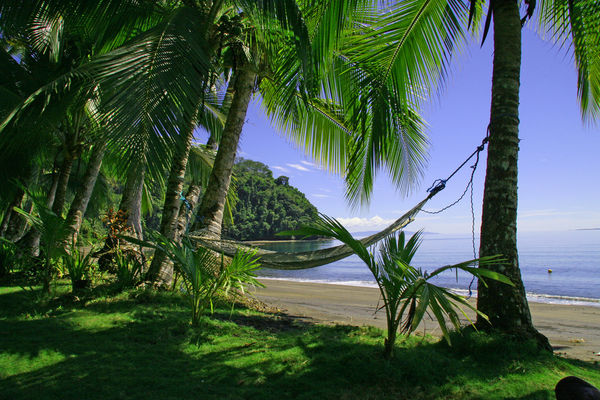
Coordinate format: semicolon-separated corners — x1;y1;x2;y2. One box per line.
62;245;97;292
127;233;263;325
14;193;69;294
287;215;512;358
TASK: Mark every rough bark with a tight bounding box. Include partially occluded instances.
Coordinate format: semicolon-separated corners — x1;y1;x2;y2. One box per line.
97;162;145;270
146;118;197;286
120;162;146;238
476;1;550;350
175;183;201;241
52;154;76;217
19;163;60;257
192;66;257;238
0;188;24;237
63;141;106;247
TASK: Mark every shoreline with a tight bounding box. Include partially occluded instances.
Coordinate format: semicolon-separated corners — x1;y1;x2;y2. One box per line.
257;277;600;308
252;279;600;363
244;238;332;245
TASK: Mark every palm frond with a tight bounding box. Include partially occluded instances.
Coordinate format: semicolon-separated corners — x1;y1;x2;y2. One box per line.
538;0;600;122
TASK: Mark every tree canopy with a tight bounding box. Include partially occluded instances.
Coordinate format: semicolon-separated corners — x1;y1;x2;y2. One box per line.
223;159;319;241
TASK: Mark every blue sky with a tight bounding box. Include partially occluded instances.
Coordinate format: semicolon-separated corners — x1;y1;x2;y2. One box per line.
200;28;600;234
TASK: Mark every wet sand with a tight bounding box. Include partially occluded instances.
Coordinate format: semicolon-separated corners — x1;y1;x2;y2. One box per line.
253;279;600;362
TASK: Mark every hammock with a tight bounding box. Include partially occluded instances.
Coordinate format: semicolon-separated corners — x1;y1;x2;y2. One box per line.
188;195;433;270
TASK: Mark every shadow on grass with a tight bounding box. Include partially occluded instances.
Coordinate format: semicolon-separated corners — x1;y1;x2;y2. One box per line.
0;285;598;400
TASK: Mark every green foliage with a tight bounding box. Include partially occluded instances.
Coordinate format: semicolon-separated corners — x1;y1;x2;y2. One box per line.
0;238;17;278
113;249;144;290
0;284;598;400
127;232;264;325
288;215;510;358
14;192;69;293
224;159;320;240
62;246;97;292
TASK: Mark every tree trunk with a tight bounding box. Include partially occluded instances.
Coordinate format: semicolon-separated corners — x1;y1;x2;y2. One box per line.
175;183;202;242
146;118;197;286
97;162;145;270
120;162;146;238
19;162;60;257
476;1;550;351
0;188;24;237
45;160;61;210
52;154;76;217
63;141;106;247
6;164;38;241
192;66;257;238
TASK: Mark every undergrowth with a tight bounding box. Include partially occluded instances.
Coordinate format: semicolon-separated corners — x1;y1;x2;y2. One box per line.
0;284;598;400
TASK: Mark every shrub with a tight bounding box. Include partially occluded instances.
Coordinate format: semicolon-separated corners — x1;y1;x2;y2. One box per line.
288;215;511;358
0;238;17;278
62;246;97;292
129;232;263;325
114;249;144;289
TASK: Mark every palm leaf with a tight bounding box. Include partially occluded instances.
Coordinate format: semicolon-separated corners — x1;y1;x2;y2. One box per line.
538;0;600;122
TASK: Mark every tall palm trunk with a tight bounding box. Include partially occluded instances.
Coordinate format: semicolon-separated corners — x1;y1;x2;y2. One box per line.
174;183;202;241
0;188;24;237
52;153;76;217
146;116;197;286
98;162;145;270
7;161;40;241
63;141;106;247
120;162;146;238
193;66;257;238
20;160;60;257
476;1;550;350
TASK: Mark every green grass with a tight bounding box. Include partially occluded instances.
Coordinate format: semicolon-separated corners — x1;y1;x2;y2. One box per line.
0;284;598;400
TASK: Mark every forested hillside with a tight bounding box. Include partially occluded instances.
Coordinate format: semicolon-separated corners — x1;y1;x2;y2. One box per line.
223;159;320;241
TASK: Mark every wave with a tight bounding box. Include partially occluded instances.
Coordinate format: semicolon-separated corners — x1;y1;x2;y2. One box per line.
258;277;600;308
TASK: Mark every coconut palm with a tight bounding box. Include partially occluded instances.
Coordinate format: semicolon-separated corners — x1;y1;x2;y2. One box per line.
14;190;69;293
62;138;107;246
288;215;511;358
337;0;598;345
191;1;431;239
2;0;430;279
0;25;93;255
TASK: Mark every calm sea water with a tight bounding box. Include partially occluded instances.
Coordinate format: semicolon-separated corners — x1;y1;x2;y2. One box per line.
256;230;600;307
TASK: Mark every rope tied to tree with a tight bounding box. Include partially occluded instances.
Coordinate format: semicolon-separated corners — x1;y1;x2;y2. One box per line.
421;117;524;299
176;191;192;210
423;134;489;215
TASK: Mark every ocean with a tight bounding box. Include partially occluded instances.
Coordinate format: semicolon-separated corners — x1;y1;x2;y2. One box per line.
256;230;600;307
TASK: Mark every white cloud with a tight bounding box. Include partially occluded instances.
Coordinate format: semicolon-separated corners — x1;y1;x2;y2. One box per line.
311;194;331;198
286;163;310;172
301;160;320;169
272;166;290;173
336;215;396;232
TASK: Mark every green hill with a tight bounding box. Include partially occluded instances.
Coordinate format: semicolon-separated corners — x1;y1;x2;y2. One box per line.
223;159;320;241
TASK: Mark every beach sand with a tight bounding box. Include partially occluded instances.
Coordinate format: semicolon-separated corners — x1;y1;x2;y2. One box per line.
253;279;600;363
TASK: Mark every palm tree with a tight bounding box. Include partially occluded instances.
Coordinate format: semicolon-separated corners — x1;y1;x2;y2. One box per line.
341;0;598;345
474;1;597;345
62;138;106;246
88;0;429;287
287;216;511;358
191;0;431;236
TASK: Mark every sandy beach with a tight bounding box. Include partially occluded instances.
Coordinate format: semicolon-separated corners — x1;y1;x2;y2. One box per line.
253;279;600;362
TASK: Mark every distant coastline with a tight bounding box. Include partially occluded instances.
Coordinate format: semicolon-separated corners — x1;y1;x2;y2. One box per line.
245;238;332;246
576;228;600;231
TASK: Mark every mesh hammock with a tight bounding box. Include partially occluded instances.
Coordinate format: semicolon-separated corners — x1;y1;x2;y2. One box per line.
188;195;433;270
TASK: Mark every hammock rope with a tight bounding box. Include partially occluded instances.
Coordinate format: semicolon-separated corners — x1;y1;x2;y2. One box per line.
189;195;431;270
187;135;490;270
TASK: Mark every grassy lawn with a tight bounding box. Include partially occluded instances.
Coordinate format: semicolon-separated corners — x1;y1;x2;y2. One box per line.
1;284;598;400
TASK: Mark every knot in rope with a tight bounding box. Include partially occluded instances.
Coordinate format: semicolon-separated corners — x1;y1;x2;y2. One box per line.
426;179;446;196
423;133;489;213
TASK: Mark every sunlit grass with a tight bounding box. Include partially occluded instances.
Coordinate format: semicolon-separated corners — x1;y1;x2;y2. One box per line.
0;284;598;399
